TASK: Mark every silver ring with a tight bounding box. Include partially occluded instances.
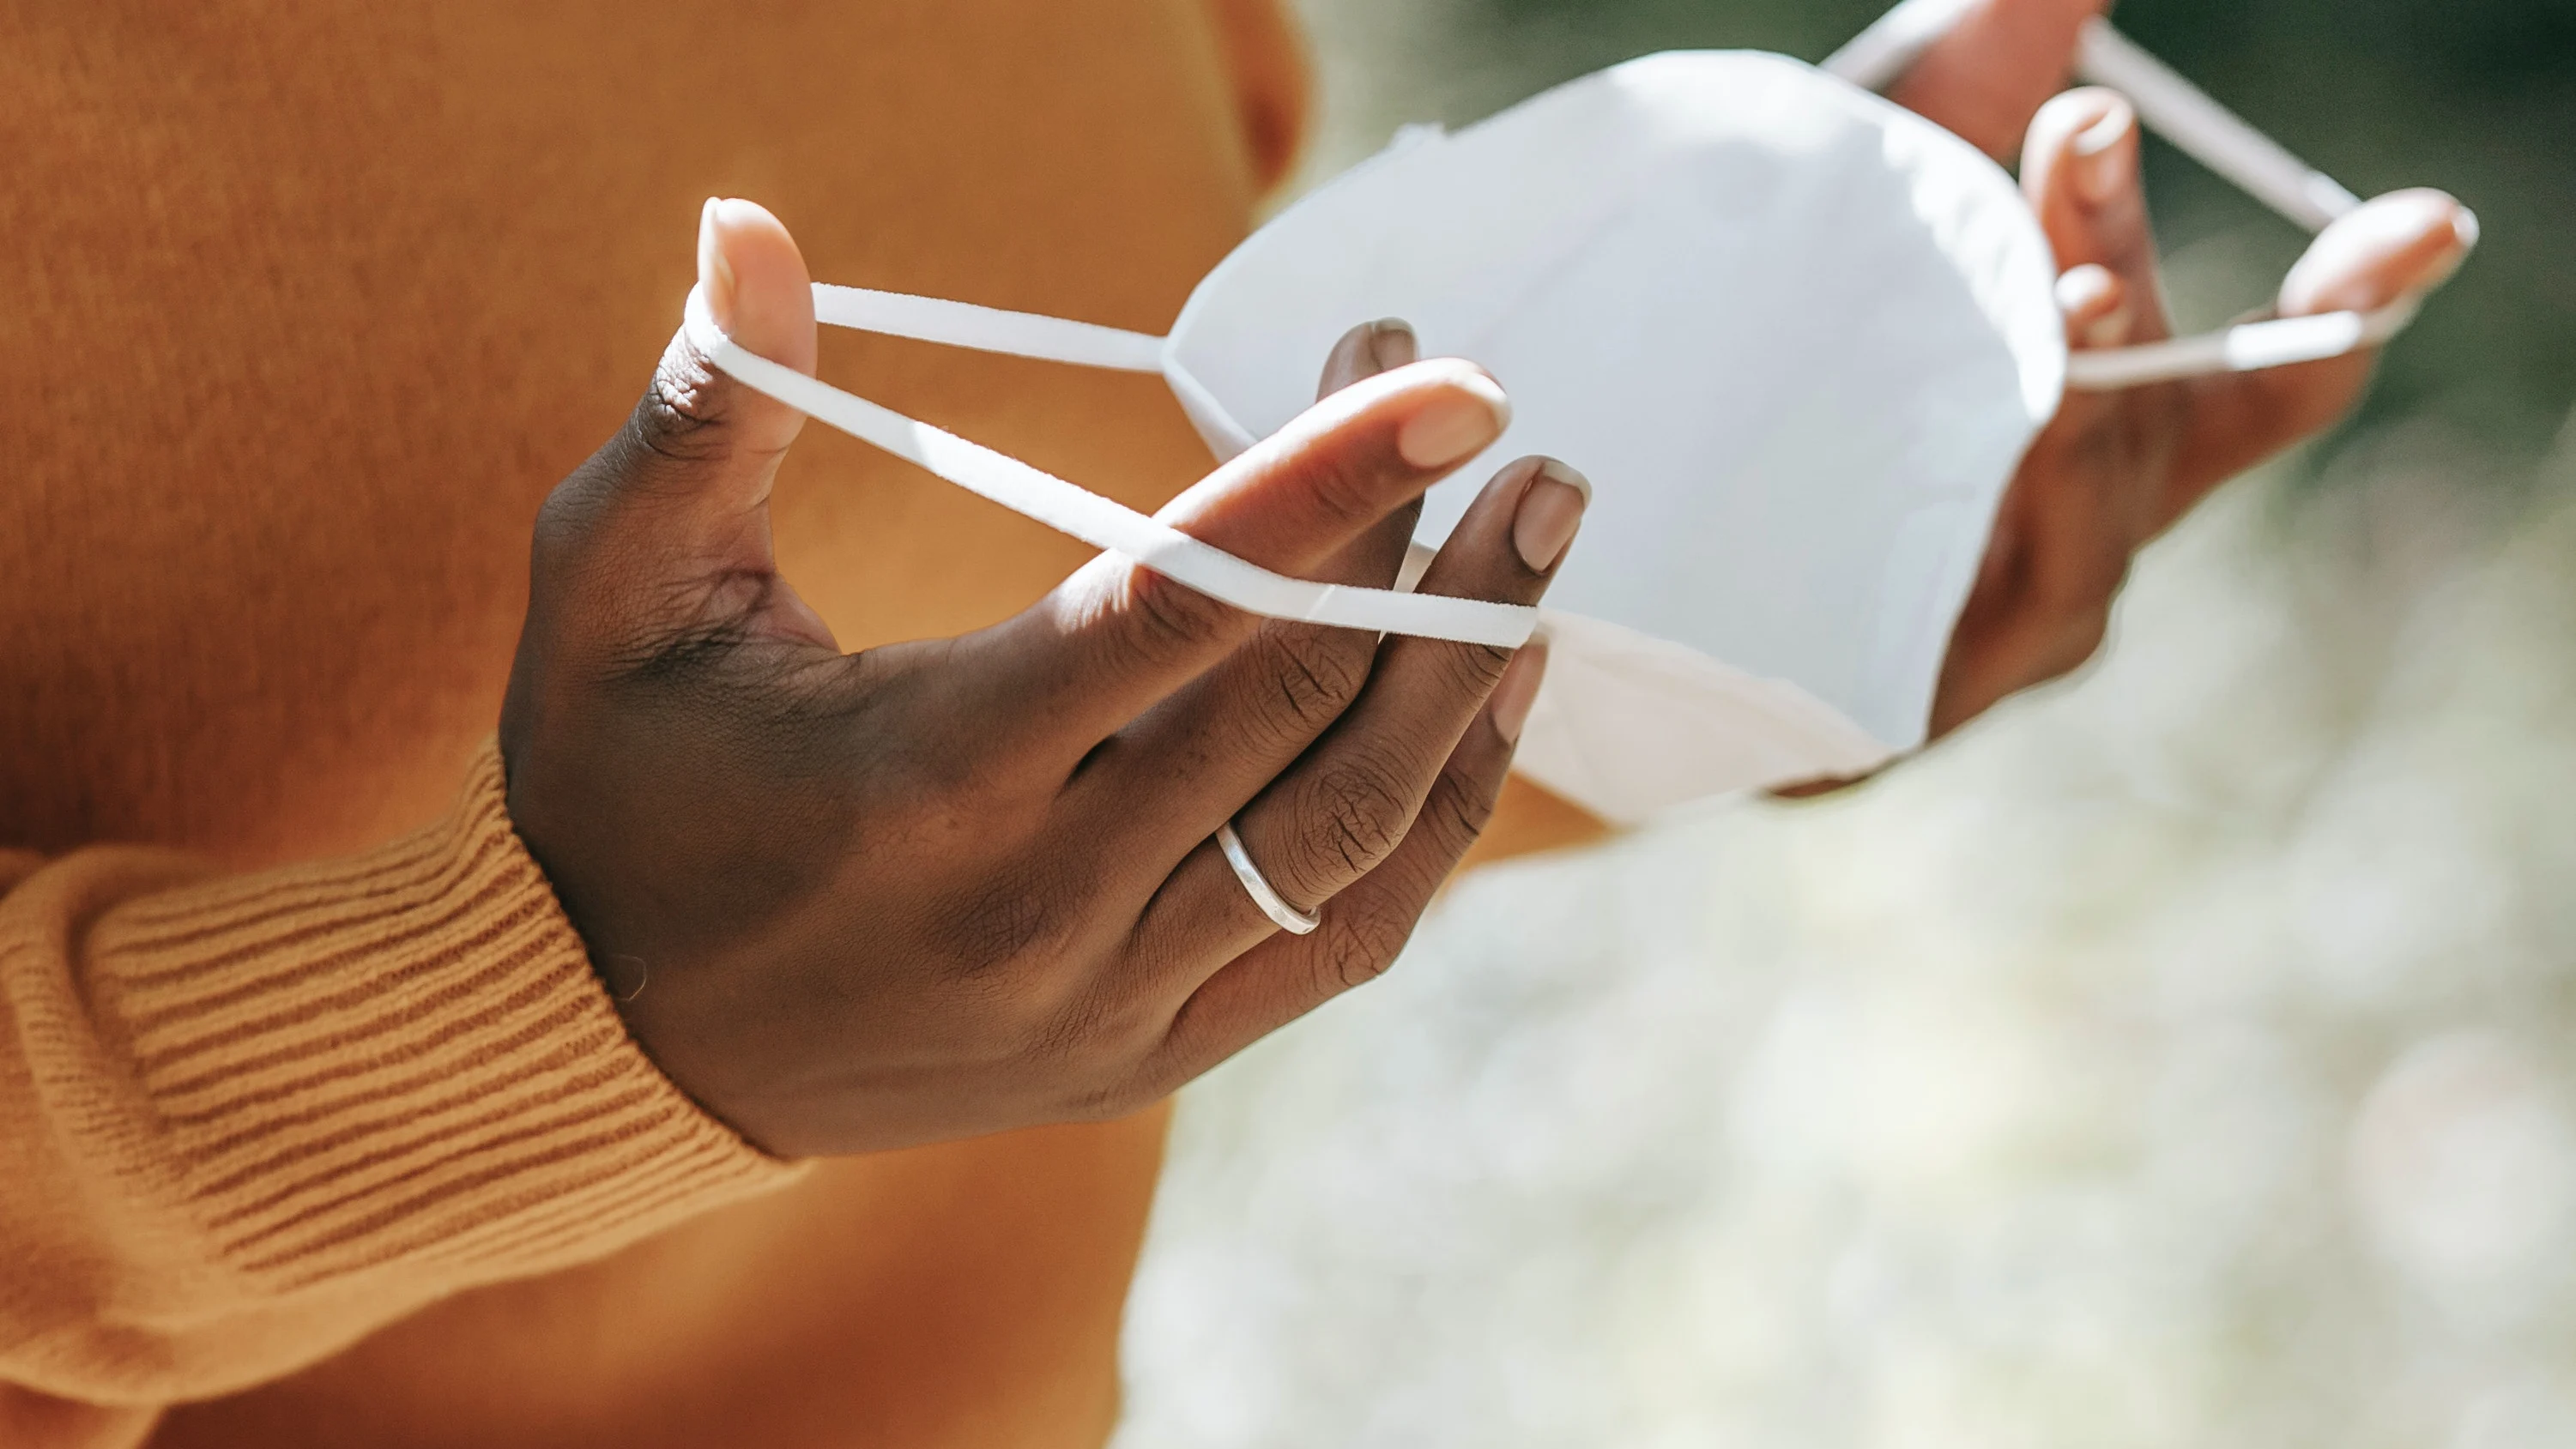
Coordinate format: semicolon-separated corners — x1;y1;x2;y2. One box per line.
1215;821;1321;935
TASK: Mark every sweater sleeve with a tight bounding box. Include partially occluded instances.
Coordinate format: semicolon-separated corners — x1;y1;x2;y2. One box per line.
0;743;801;1440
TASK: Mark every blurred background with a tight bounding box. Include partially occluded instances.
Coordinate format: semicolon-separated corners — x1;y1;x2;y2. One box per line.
1116;2;2576;1446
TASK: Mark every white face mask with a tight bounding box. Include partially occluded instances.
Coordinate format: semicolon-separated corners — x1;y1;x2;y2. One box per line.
692;6;2427;826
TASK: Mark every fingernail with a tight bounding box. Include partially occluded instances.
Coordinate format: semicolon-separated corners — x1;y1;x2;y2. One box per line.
2054;264;2130;347
1368;318;1418;372
2054;263;2116;317
1512;459;1589;573
1489;639;1549;746
1396;374;1511;469
2408;196;2479;290
697;197;737;323
2400;207;2482;304
2083;301;2133;349
2405;204;2482;299
2071;100;2134;208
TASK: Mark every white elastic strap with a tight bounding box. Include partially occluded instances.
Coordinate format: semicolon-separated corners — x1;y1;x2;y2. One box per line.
812;284;1169;372
2065;296;2418;389
1827;1;2410;392
686;288;1539;650
1820;0;1977;92
2074;22;2359;232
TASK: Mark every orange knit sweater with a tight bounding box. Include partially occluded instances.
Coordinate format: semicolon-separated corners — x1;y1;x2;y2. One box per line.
0;3;1307;1446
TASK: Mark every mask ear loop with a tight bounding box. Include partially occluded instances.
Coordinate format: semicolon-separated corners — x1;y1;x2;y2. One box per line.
1825;0;2430;391
810;284;1170;372
686;285;1540;651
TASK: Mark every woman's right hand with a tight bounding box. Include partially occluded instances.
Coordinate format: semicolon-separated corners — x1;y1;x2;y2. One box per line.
499;200;1584;1157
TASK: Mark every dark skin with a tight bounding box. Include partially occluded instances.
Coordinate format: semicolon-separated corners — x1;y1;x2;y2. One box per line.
1929;80;2470;735
501;200;1582;1156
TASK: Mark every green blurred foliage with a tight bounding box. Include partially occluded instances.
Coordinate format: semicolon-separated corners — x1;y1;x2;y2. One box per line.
1400;0;2576;465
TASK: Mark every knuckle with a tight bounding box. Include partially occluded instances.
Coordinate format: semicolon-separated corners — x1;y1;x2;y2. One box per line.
623;396;725;481
2000;607;2113;696
2050;608;2114;674
2022;530;2130;617
1295;752;1415;883
1118;566;1237;667
1434;640;1515;699
630;339;735;469
1251;628;1370;737
943;873;1082;986
1318;897;1417;993
872;726;1008;816
1061;1075;1157;1126
1025;1002;1170;1123
2046;558;2128;620
1267;428;1395;533
1418;765;1498;855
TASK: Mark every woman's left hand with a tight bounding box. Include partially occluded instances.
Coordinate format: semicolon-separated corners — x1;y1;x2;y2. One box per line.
1889;0;2477;736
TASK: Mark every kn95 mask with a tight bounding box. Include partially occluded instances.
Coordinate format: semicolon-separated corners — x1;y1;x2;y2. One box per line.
689;1;2448;827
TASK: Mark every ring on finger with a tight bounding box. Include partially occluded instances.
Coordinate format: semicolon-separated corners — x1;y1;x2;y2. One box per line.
1215;820;1322;935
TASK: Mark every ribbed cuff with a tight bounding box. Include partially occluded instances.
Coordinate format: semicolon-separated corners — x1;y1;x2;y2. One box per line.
83;742;798;1294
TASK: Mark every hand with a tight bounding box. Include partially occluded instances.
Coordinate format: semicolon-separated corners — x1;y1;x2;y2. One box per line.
499;200;1583;1157
1888;0;2476;736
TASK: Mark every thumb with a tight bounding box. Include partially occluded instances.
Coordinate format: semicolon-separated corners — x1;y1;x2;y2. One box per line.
674;196;817;466
534;197;823;647
2162;190;2475;502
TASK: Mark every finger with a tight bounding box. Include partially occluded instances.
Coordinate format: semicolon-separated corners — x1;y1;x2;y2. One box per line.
2055;263;2135;350
1889;0;2104;160
1311;317;1426;591
1054;323;1433;842
533;198;832;652
1143;642;1548;1087
1321;317;1420;397
2281;190;2476;317
2164;190;2477;511
970;355;1512;762
1122;455;1582;976
2025;88;2170;347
